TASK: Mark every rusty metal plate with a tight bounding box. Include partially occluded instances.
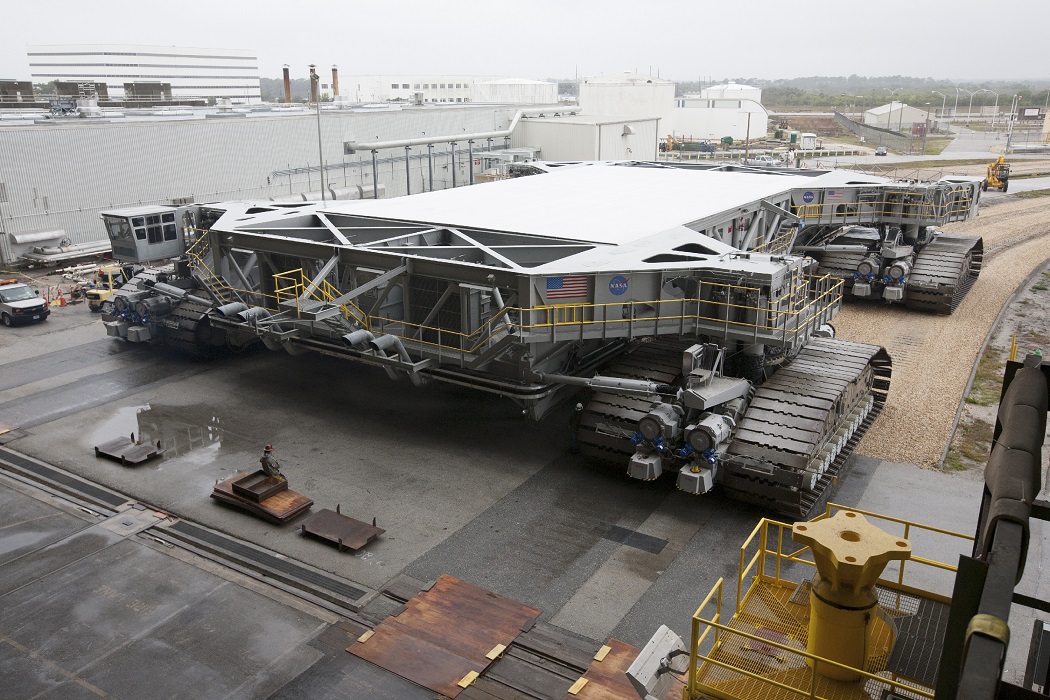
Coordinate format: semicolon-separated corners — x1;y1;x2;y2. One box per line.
349;574;541;698
300;508;384;552
231;471;288;502
211;472;312;524
566;638;677;700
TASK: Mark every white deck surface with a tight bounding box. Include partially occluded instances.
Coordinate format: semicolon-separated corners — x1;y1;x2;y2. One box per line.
321;165;801;246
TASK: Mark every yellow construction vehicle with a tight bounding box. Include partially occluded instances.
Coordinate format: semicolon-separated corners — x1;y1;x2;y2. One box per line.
85;264;131;312
985;155;1010;192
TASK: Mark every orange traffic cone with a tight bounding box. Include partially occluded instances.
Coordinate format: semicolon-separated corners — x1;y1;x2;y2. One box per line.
51;290;66;307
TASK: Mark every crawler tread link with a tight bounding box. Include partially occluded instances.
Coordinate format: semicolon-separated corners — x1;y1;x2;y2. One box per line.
578;338;891;519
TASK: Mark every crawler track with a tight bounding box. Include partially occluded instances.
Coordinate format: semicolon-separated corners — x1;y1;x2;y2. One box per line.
577;339;690;460
722;339;891;518
577;337;892;519
904;235;983;314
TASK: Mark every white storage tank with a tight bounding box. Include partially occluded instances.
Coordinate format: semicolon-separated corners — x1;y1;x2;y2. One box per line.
700;83;762;103
579;72;674;121
471;79;558;105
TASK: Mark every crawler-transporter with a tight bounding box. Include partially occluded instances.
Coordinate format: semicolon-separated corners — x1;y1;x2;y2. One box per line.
96;164;981;517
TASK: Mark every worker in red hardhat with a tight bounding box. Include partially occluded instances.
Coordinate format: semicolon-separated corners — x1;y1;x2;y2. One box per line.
260;444;284;480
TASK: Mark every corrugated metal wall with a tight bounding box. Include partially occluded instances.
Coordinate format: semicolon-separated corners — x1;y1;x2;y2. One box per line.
512;121;598;161
0;107;515;258
512;119;659;161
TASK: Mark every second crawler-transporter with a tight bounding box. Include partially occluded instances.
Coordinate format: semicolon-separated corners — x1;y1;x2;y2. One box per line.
99;163;904;517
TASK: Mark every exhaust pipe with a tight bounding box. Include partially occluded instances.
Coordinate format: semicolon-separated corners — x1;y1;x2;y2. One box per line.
341;329;374;350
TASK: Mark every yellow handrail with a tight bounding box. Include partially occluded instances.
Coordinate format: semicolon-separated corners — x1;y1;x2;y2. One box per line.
689;507;975;699
184;245;842;359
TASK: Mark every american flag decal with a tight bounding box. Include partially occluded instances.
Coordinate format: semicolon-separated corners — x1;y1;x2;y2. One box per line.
826;189;842;201
545;275;588;300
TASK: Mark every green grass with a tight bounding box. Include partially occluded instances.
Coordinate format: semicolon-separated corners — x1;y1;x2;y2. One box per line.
964;347;1005;406
1015;188;1050;199
920;138;952;156
944;415;993;472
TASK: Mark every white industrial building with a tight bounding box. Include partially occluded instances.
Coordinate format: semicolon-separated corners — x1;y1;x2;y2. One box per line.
470;78;558;105
579;75;769;144
0;105;532;262
669;83;769;142
579;73;675;123
864;102;931;132
27;44;261;103
343;76;479;104
509;115;659;161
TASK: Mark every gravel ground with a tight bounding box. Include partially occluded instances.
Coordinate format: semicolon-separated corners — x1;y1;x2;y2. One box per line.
832;194;1050;467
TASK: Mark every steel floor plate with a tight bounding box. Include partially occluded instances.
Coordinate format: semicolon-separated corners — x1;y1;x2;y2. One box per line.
349;574;541;698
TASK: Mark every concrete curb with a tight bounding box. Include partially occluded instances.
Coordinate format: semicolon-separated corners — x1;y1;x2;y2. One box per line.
940;252;1050;467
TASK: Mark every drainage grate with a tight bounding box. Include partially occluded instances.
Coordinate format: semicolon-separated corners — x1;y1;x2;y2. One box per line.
0;447;128;509
166;520;368;604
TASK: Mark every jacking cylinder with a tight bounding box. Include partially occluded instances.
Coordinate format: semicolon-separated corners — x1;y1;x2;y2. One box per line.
791;511;911;681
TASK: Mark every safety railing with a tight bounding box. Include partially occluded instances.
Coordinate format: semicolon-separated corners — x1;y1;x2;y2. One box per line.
257;270;843;361
686;504;974;700
183;229;281;306
795;191;977;226
271;268;368;326
185;258;841;363
750;226;797;256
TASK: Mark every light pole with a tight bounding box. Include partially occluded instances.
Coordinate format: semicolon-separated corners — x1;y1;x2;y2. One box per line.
932;91;947;125
310;64;325;202
1006;94;1020;153
884;88;903;130
921;103;931;155
976;89;1000;128
959;88;975;123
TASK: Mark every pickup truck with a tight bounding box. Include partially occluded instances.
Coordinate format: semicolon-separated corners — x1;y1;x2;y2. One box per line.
744;155;783;167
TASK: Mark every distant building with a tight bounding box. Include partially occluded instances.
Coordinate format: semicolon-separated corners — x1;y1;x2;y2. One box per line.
0;79;34;104
670;83;768;141
343;76;481;104
580;76;768;143
510;114;659;161
471;78;558;105
579;72;676;123
27;44;261;104
864;102;929;132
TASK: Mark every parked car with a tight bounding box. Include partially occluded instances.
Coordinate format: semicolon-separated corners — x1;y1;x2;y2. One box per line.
0;280;49;326
744;154;784;167
874;146;888;156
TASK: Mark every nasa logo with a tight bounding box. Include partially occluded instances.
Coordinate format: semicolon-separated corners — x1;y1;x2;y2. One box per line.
802;191;815;204
609;275;629;296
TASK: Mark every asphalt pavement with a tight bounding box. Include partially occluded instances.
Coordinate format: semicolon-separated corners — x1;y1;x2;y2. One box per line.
0;258;1046;695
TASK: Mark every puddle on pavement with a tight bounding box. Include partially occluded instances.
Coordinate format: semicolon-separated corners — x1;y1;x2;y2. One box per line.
87;403;254;467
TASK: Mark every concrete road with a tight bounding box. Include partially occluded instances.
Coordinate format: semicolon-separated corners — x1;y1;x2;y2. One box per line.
0;300;1044;693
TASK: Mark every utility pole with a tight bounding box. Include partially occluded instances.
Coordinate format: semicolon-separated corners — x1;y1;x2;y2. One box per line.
310;65;325;202
743;111;751;163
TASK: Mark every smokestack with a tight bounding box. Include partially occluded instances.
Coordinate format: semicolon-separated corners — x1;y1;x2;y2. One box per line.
282;65;291;104
309;64;318;104
331;65;339;99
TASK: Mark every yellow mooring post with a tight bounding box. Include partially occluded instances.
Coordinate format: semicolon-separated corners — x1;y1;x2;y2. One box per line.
792;511;912;681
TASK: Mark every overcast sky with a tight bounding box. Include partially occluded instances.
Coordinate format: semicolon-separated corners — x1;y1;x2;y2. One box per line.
3;0;1047;84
